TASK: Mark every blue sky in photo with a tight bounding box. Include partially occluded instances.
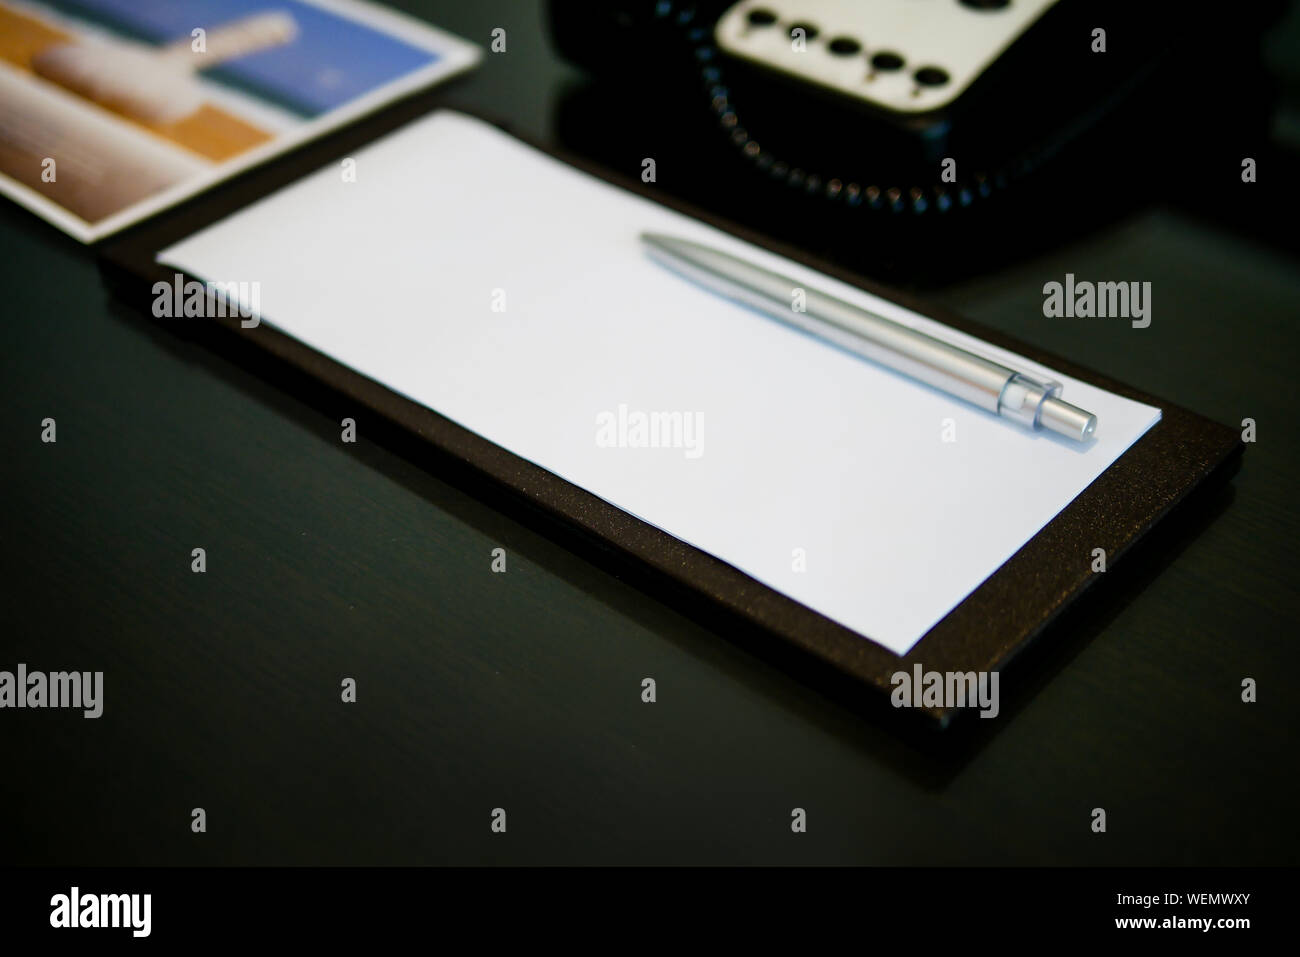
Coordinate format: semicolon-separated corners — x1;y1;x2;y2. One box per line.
47;0;441;116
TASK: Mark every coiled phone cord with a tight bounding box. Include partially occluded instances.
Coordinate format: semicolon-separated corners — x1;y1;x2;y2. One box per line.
654;1;1148;216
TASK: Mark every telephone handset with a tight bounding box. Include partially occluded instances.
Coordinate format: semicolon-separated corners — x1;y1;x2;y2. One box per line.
550;0;1281;219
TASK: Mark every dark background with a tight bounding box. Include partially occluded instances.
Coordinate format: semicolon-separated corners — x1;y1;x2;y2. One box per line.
2;1;1297;865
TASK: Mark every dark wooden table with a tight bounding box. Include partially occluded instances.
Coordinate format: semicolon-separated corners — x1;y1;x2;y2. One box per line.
3;1;1297;866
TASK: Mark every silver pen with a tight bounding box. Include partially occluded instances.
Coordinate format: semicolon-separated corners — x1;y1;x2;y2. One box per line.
641;232;1097;442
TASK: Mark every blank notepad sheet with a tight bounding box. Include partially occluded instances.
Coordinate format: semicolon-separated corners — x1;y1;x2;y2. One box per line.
158;111;1161;656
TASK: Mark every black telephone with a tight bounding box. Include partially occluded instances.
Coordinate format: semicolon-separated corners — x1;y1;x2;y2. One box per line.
547;0;1284;282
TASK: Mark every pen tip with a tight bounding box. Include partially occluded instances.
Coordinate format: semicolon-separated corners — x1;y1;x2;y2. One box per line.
642;231;687;253
1040;396;1098;443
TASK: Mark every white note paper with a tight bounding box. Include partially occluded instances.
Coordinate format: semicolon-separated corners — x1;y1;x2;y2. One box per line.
158;111;1161;655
